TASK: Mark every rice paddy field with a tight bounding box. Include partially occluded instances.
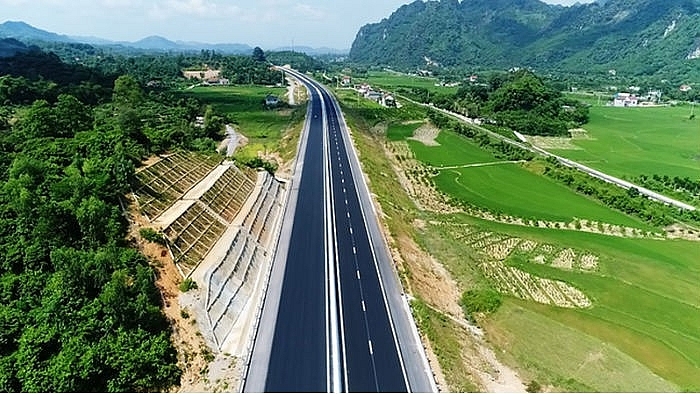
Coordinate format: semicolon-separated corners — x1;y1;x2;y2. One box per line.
551;104;700;179
384;117;700;390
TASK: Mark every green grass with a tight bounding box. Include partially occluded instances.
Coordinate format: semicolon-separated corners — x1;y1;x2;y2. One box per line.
428;215;699;390
553;104;700;179
484;302;678;392
411;299;480;392
409;132;498;167
386;122;422;141
181;85;291;144
433;161;647;227
361;71;460;95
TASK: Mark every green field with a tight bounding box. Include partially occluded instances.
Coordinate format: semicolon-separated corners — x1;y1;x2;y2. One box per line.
401;127;648;227
392;122;698;389
360;70;460;95
338;90;699;391
505;223;700;390
182;85;290;143
425;212;700;391
553;104;700;179
433;163;648;227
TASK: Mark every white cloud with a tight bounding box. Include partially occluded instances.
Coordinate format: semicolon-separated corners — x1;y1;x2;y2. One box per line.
293;3;326;20
147;0;242;20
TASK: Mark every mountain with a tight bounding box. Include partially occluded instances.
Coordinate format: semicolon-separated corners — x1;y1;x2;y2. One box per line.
0;20;339;57
130;35;183;50
0;38;30;57
273;46;348;56
349;0;700;78
0;21;74;43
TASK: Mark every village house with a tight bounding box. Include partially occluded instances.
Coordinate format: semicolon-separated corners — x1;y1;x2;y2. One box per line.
341;76;352;86
383;94;396;107
680;84;692;92
613;92;639;107
356;83;371;95
182;69;230;85
365;90;383;102
265;94;280;107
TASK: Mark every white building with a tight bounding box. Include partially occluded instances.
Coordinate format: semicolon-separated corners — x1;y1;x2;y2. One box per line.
613;93;638;107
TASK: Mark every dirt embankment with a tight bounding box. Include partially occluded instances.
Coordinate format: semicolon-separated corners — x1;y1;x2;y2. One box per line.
127;193;238;393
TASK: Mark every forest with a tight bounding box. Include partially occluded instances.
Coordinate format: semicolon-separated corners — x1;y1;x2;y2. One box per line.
0;44;287;391
404;70;589;137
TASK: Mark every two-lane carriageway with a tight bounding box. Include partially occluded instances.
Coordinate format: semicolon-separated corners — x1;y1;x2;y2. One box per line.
245;69;432;392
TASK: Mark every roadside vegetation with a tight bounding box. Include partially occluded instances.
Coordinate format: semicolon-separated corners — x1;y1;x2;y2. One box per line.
0;59;194;391
331;73;700;391
0;43;315;391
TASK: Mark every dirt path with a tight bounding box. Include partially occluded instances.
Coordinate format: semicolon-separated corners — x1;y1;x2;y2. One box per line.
435;160;526;171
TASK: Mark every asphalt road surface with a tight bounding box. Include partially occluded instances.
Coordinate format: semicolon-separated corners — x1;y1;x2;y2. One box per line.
245;70;433;392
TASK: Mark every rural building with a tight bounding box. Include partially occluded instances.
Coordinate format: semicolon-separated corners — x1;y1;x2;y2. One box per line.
384;94;396;107
265;94;280;107
182;69;229;85
613;93;638;107
365;90;383;102
341;76;352;86
680;84;692;92
183;69;221;81
357;83;371;95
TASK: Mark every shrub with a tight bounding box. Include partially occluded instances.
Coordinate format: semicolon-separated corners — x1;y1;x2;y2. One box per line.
139;227;166;245
526;380;542;393
460;288;502;317
179;278;198;292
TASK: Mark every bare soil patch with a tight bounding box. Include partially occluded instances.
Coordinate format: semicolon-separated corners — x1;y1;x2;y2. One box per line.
408;123;441;146
664;223;700;241
127;204;222;392
528;136;582;150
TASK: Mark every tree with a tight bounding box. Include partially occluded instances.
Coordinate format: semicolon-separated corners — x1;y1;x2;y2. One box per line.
252;46;266;63
54;94;93;137
112;75;144;108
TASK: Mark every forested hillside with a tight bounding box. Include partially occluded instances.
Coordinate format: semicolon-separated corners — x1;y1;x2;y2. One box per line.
350;0;700;81
0;46;257;391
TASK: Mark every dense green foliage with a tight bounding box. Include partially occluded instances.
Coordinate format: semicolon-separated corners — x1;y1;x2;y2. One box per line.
139;228;166;245
460;289;502;317
0;46;253;392
350;0;700;83
265;50;325;73
406;70;589;137
633;174;700;207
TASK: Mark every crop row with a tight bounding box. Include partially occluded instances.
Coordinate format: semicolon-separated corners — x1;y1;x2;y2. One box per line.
481;260;591;308
441;222;600;272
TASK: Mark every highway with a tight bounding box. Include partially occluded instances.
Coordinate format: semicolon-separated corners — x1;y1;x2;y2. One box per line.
245;70;434;392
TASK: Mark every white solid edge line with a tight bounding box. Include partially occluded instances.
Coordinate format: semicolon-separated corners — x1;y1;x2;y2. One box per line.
326;88;414;391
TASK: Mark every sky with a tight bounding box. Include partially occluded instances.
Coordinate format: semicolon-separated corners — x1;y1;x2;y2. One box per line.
0;0;594;49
